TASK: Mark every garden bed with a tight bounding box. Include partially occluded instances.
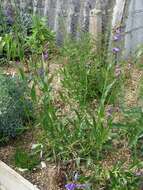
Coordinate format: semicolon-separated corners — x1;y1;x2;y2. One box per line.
0;63;142;190
1;7;143;190
0;129;63;190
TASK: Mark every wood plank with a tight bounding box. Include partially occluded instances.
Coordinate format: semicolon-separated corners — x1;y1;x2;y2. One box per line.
0;161;39;190
112;0;126;28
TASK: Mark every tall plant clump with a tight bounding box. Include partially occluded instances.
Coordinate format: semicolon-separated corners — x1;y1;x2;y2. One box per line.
0;5;33;60
61;34;116;107
25;15;56;57
24;34;118;161
0;74;32;141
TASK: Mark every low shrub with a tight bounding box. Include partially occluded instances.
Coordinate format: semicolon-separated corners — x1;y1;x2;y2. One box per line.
0;74;32;142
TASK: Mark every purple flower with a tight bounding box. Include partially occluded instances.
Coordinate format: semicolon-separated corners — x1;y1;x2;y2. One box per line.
112;47;120;54
107;106;113;118
115;65;121;77
38;68;45;77
113;34;121;41
15;61;20;65
65;184;77;190
65;183;89;190
43;52;49;61
4;8;14;25
5;8;12;17
7;17;14;25
115;28;122;34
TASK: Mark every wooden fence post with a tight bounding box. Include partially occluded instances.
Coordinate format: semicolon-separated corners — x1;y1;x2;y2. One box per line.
89;1;102;50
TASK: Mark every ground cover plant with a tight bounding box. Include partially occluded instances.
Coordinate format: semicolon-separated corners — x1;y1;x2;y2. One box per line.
1;4;143;190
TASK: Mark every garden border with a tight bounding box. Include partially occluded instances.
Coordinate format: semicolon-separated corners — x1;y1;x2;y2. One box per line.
0;161;39;190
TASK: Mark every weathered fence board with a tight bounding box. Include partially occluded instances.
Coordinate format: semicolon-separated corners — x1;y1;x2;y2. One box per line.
1;0;143;55
112;0;126;28
125;0;143;55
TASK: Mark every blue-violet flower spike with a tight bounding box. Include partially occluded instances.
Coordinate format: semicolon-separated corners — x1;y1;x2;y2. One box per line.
113;34;121;41
112;47;120;53
38;68;45;77
43;52;49;61
65;184;77;190
65;183;89;190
